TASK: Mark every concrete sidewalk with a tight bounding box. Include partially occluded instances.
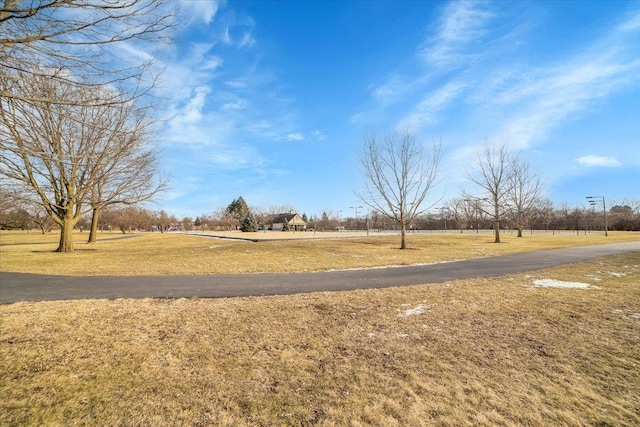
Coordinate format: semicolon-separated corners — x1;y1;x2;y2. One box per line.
1;241;638;304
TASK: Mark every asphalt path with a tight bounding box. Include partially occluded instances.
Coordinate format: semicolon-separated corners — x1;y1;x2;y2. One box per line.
1;241;638;304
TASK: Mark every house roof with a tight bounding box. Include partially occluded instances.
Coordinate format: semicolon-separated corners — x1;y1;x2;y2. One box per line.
271;213;306;225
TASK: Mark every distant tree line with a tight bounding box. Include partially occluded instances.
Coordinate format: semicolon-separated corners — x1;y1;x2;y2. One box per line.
3;195;637;235
324;200;640;234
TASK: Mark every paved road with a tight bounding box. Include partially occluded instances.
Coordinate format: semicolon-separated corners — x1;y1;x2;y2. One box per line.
1;241;638;304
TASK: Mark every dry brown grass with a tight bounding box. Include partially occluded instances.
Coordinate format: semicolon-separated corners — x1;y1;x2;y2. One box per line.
1;230;638;276
1;253;639;426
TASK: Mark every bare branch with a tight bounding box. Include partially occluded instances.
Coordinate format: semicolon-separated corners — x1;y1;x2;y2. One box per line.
1;0;177;106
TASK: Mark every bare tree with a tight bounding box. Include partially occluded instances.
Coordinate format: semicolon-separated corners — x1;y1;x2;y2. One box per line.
210;206;236;231
1;73;164;252
0;193;53;232
0;195;31;229
466;141;513;243
319;211;331;231
446;198;475;233
112;206;136;234
507;156;544;237
85;102;167;243
23;199;56;234
623;198;640;215
357;131;441;249
156;210;170;233
1;0;175;106
530;198;555;232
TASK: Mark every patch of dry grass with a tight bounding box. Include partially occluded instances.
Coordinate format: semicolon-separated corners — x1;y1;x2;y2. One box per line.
1;253;639;426
1;230;638;275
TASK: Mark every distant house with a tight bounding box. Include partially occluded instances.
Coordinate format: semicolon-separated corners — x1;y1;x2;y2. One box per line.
271;212;307;231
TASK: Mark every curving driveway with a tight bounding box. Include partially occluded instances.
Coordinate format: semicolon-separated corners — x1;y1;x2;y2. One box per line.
1;241;638;304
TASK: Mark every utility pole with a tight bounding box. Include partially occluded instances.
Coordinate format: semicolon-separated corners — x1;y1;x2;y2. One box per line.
350;206;363;230
586;196;608;236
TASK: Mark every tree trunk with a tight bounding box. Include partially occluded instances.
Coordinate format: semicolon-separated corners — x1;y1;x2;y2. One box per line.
400;222;407;249
494;220;501;243
517;228;523;238
56;217;75;253
88;207;100;243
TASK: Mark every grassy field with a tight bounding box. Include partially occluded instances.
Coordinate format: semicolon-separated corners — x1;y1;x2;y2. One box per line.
0;229;638;275
1;253;639;426
1;231;639;425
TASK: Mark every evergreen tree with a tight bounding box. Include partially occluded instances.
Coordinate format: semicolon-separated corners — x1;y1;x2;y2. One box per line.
282;218;290;231
321;211;330;231
225;197;249;221
240;212;258;232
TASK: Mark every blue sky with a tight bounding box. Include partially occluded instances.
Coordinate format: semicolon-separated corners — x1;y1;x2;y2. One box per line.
152;0;639;219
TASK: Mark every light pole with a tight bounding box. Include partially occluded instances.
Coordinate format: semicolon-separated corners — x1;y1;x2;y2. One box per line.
350;206;363;230
586;196;608;236
365;211;370;237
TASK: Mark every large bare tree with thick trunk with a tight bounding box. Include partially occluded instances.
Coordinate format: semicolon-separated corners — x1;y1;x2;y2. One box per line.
1;73;163;252
357;132;441;249
1;0;173;251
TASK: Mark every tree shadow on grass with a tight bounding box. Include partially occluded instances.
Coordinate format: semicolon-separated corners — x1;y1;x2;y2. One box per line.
31;248;98;253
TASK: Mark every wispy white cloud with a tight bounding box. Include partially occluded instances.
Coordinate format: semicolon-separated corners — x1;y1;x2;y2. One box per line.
180;0;223;25
219;13;256;48
369;75;425;106
360;1;498;128
377;3;636;153
490;10;640;148
243;114;304;143
216;92;248;110
155;2;300;181
312;130;327;141
575;155;622;168
618;7;640;32
222;26;232;45
238;32;256;48
418;0;496;69
118;42;156;63
396;80;468;132
285;133;304;141
371;75;404;101
224;79;249;89
202;56;224;71
172;86;210;125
